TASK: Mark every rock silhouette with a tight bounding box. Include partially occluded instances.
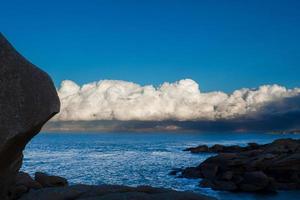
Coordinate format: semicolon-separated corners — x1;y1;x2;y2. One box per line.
179;138;300;192
0;33;60;199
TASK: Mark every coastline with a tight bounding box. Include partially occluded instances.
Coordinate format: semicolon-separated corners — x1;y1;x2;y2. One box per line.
22;132;300;200
15;172;215;200
173;138;300;193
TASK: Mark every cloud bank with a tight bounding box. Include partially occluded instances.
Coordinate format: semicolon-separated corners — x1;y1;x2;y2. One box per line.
53;79;300;122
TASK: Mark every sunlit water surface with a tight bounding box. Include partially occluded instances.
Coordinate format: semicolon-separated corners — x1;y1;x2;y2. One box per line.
22;132;300;200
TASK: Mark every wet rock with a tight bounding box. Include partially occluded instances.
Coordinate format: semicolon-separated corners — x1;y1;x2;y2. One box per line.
180;138;300;192
210;180;237;191
169;168;182;176
263;138;299;154
181;167;203;179
184;142;263;154
16;172;42;189
210;144;224;152
239;171;271;192
199;179;213;188
12;172;49;200
221;171;234;181
19;185;83;200
199;164;218;179
169;170;179;176
35;172;68;188
184;145;209;153
247;143;259;149
0;33;60;199
19;184;216;200
12;185;28;199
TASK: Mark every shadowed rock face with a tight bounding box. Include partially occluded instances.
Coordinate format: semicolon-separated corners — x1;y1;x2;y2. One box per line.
0;33;60;199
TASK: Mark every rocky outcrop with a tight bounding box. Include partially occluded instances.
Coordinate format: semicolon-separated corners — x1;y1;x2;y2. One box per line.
34;172;68;188
184;142;260;153
178;138;300;192
12;172;42;199
14;172;215;200
19;185;215;200
12;172;68;199
0;33;60;199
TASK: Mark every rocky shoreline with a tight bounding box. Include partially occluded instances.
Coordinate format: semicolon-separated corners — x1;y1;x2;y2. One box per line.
10;171;215;200
172;138;300;193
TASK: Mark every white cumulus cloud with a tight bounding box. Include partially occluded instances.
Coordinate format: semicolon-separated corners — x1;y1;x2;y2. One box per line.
52;79;300;121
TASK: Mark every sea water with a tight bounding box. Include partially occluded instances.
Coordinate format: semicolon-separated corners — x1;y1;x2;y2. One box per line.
22;132;300;200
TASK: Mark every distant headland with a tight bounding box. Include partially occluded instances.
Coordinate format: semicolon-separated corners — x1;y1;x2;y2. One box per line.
43;120;300;133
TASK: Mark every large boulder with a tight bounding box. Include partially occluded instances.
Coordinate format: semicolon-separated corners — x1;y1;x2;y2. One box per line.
0;33;60;199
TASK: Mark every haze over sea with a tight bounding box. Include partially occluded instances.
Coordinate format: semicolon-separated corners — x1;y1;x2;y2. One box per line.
22;131;300;200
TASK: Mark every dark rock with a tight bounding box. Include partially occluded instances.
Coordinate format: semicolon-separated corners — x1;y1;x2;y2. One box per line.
245;153;276;170
184;145;209;153
239;171;270;192
210;144;224;152
181;167;203;179
0;33;60;199
221;171;234;181
19;185;83;200
269;153;300;171
210;180;237;191
185;142;263;154
231;175;244;184
247;142;259;149
169;170;179;176
221;145;243;153
169;168;182;176
9;172;42;199
262;138;299;154
35;172;68;188
274;182;300;190
11;185;28;199
19;184;216;200
16;172;42;190
199;179;213;188
199;164;218;179
180;138;300;192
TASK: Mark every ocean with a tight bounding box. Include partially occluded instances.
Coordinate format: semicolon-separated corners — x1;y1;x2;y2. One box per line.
22;132;300;200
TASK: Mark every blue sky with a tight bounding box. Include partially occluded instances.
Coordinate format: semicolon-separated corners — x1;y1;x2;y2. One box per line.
1;0;300;92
